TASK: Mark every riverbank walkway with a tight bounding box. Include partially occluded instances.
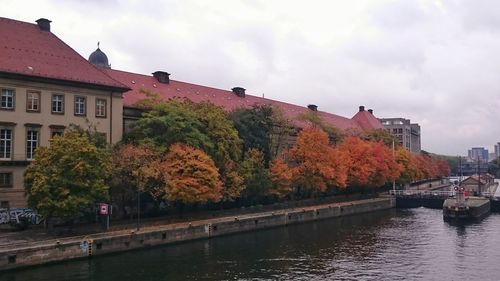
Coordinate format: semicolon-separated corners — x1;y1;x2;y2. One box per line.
0;196;385;250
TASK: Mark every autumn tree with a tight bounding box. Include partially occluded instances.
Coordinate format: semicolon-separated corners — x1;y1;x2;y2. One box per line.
297;110;344;145
287;128;348;197
110;144;161;215
395;148;418;183
24;131;112;225
129;97;244;201
338;137;375;186
339;137;401;187
157;143;222;204
268;157;293;198
369;141;402;186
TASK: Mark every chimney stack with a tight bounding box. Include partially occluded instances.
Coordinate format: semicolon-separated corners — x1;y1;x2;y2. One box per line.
232;87;246;97
359;105;365;112
368;109;373;114
36;18;51;32
307;104;318;111
152;71;170;84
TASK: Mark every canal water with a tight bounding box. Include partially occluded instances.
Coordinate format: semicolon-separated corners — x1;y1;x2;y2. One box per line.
3;208;500;281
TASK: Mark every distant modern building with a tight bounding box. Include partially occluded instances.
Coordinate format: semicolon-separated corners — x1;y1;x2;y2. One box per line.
468;147;488;162
494;142;500;159
378;118;421;154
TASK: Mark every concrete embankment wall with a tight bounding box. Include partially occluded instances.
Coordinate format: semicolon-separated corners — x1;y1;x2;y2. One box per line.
0;197;394;271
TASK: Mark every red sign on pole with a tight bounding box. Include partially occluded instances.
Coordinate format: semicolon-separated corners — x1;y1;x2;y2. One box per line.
99;203;108;215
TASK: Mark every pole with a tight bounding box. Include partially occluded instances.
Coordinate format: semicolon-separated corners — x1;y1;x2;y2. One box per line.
392;139;396;193
137;187;141;230
477;156;481;196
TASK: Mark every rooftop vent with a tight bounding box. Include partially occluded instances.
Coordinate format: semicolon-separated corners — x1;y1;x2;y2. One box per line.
359;105;365;112
368;109;373;114
36;18;51;32
307;104;318;111
232;87;246;97
152;71;170;84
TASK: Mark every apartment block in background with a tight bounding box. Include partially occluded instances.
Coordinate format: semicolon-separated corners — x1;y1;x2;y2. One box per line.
379;117;421;154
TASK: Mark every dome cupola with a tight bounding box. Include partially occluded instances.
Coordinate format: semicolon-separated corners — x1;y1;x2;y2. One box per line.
88;42;110;68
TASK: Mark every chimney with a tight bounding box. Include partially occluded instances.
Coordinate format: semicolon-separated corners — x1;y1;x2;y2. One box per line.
232;87;246;97
36;18;51;32
307;104;318;111
368;109;373;114
359;105;365;112
152;71;170;84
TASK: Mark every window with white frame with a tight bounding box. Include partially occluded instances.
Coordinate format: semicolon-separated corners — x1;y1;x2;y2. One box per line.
52;94;64;114
1;89;14;110
26;91;40;112
26;129;39;160
0;129;12;159
74;96;86;116
95;99;107;117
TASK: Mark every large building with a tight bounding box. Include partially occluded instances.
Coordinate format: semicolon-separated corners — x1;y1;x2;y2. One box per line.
0;17;129;208
378;118;421;154
468;147;489;162
1;17;385;208
494;142;500;159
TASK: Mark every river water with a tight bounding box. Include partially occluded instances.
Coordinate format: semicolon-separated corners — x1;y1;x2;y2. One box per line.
3;208;500;281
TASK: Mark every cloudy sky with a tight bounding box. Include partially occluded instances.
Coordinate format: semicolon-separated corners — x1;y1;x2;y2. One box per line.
3;0;500;156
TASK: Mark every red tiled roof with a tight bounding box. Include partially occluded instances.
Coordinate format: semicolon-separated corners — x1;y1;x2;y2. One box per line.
0;17;127;90
105;68;383;131
352;111;385;130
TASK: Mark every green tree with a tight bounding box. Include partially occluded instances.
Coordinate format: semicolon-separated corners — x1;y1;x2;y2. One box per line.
239;149;271;202
129;98;212;152
297;110;344;145
129;97;244;201
230;104;292;163
24;131;112;225
362;129;399;148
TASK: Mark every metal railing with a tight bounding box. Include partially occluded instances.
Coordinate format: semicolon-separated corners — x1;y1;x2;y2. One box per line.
389;190;455;197
390;190;499;199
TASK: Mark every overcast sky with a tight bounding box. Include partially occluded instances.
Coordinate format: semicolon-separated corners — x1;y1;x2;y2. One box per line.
3;0;500;156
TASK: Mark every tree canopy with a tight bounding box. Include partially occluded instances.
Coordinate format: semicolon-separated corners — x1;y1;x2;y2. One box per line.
24;131;112;221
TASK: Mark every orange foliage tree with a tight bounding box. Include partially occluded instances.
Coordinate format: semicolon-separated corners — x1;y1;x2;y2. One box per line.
369;141;402;186
339;137;401;187
395;148;418;183
268;157;293;198
158;143;222;204
286;128;348;196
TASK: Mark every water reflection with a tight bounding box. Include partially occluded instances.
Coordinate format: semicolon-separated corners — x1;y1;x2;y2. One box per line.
3;209;500;281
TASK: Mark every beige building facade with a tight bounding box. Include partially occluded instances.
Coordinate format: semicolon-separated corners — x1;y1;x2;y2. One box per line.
0;78;124;208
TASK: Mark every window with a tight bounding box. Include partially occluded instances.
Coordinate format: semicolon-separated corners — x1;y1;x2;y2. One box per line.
50;125;65;138
26;91;40;112
0;201;9;209
0;172;12;187
52;94;64;114
95;99;107;117
74;96;86;116
398;128;403;134
1;89;14;110
0;129;12;160
26;129;39;160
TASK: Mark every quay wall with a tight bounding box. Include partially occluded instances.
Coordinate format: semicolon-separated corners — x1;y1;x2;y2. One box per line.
0;197;394;271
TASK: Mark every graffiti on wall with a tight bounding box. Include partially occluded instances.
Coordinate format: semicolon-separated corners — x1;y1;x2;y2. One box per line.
0;208;43;225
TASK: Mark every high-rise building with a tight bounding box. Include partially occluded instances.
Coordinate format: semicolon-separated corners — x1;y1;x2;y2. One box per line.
468;147;489;162
378;118;421;154
494;142;500;159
